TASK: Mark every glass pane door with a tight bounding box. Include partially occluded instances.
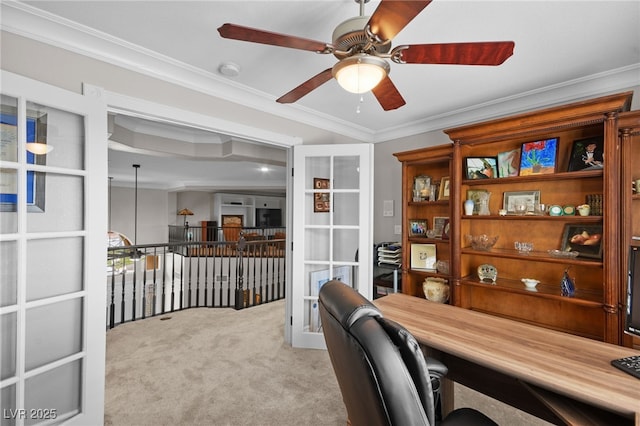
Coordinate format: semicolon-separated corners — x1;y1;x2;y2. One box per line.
290;144;373;349
0;71;107;425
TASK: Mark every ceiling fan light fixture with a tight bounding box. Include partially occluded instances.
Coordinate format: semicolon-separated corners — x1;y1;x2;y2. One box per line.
332;54;389;94
26;142;53;155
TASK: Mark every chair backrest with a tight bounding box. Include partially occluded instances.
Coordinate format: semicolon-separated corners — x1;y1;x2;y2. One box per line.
318;280;436;426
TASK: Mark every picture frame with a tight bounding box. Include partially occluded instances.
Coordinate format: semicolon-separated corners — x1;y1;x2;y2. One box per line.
432;216;448;237
410;243;437;270
313;177;330;212
497;148;521;177
464;157;498;180
408;219;428;237
503;190;540;214
413;175;431;201
519;137;558;176
466;189;489;214
0;114;47;212
438;176;450;200
567;136;604;172
560;224;603;259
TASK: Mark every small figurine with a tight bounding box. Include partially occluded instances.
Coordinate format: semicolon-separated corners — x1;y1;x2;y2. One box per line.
561;267;575;297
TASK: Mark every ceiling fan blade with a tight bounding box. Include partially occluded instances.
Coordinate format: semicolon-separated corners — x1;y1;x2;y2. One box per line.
371;76;406;111
367;0;432;42
218;23;330;53
276;68;334;104
396;41;515;65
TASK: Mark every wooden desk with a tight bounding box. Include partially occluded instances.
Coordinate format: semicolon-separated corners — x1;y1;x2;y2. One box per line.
374;293;640;426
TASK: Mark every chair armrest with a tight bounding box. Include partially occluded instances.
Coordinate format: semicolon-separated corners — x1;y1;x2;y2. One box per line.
425;356;448;378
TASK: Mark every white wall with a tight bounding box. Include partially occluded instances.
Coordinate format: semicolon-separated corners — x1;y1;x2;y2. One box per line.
176;191;213;227
110;186;168;244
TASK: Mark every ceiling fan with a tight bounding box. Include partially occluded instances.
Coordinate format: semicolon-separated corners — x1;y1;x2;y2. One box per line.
218;0;514;111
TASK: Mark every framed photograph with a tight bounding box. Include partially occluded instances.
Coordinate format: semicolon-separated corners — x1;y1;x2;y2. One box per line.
0;114;47;212
497;148;521;177
466;189;489;214
413;175;431;201
410;243;437;270
560;224;603;259
409;219;428;237
313;177;330;212
432;217;448;237
464;157;498;180
567;136;604;172
503;190;540;214
519;137;558;176
438;176;450;200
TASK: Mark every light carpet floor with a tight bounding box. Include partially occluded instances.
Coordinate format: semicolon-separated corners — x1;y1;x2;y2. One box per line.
104;299;551;425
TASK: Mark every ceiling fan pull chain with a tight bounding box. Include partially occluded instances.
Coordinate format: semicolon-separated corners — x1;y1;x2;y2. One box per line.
356;95;364;114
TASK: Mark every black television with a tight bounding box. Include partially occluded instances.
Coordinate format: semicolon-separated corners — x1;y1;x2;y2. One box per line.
625;245;640;338
255;208;282;227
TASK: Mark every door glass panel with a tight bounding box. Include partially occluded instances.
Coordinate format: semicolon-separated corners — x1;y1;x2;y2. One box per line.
306;192;330;225
1;312;17;380
333;155;360;189
1;385;16;426
27;173;84;233
24;359;82;425
305;156;330;189
304;228;329;261
0;241;17;306
26;237;84;301
1;95;18;162
25;101;85;170
333;228;359;262
333;193;359;226
25;298;83;371
0;95;18;230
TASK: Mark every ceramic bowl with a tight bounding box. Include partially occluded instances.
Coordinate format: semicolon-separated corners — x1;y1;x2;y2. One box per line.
521;278;540;289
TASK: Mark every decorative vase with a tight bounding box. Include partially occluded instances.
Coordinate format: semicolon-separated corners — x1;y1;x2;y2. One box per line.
478;192;491;216
423;277;449;303
561;268;575;297
464;199;474;215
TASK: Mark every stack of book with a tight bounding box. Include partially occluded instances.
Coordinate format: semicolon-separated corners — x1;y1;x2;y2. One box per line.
377;243;402;266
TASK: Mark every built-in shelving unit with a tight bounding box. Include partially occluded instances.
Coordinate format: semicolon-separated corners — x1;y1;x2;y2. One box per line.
396;92;636;345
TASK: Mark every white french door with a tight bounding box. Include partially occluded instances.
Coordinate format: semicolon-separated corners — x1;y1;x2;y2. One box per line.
0;71;107;425
290;144;373;349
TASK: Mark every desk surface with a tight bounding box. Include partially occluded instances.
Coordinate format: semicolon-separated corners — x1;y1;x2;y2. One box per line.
374;293;640;420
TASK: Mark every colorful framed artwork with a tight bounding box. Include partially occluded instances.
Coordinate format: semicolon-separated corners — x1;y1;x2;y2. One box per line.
567;136;604;171
519;138;558;176
313;177;330;212
0;114;47;212
464;157;498;180
560;224;603;259
497;148;521;177
408;219;428;237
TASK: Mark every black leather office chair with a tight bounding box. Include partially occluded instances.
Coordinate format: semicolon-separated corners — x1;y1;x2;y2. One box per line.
319;280;497;426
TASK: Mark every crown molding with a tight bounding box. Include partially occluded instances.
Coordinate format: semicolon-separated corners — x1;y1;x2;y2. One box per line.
2;1;638;144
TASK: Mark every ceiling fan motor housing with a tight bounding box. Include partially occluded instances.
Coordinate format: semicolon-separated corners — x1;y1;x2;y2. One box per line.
331;16;391;59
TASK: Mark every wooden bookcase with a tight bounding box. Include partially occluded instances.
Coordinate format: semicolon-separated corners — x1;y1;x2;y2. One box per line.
395;92;634;345
619;110;640;349
393;145;453;299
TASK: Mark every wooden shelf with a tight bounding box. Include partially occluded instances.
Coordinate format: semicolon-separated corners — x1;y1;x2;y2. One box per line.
460;247;603;267
460;276;603;305
461;215;603;222
463;169;603;186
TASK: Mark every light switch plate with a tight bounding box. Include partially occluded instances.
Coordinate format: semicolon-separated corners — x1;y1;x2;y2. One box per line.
394;225;401;235
383;200;394;217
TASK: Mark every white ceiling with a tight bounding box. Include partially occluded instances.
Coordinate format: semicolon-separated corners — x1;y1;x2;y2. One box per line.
5;0;640;191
